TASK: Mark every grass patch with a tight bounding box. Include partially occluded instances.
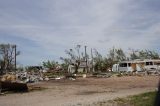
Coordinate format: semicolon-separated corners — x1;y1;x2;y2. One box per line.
92;91;157;106
112;91;157;106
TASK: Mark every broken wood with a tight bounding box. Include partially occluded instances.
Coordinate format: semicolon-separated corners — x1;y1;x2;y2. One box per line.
0;81;28;92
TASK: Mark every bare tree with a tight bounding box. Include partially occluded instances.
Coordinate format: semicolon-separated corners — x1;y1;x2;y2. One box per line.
60;45;88;73
0;44;20;74
129;49;159;60
93;47;127;72
107;47;126;62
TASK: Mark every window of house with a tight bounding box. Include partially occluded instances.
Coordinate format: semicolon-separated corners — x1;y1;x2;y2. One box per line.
119;63;127;67
128;63;131;67
155;62;160;65
146;62;153;65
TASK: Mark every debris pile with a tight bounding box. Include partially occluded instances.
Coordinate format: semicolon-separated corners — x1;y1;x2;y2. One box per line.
0;73;28;93
1;74;16;82
92;72;112;78
16;71;43;83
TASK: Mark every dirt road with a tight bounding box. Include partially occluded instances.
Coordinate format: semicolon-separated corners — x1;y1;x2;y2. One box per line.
0;76;159;106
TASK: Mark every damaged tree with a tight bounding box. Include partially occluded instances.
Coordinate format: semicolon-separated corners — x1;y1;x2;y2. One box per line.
42;60;58;70
60;45;88;73
129;49;159;60
93;47;126;72
0;44;20;74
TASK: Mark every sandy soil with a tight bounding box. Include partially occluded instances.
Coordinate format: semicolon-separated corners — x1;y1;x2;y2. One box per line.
0;76;159;106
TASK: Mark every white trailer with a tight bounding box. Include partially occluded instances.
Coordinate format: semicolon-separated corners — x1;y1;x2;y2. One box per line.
112;59;160;72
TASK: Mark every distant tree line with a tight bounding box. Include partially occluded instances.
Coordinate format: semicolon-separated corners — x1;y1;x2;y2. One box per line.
41;45;160;73
93;48;159;72
1;44;158;73
58;45;160;72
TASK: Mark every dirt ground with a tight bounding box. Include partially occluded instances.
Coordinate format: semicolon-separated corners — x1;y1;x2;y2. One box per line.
0;76;159;106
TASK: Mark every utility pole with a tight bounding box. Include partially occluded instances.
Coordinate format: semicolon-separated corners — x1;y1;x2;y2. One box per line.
76;45;81;60
91;48;94;72
4;46;6;74
14;45;17;70
84;46;88;72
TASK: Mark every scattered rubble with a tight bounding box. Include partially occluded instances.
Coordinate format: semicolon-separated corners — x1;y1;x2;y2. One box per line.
0;66;159;94
1;74;16;82
82;74;87;78
92;72;112;78
65;73;76;80
0;73;28;93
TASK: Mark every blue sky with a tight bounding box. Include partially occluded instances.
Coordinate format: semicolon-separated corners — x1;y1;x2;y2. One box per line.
0;0;160;66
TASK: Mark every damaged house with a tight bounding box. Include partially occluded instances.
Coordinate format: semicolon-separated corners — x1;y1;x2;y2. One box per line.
112;59;160;72
68;60;94;73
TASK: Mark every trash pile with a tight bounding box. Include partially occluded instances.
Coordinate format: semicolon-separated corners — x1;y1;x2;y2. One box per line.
1;74;16;82
16;71;43;83
0;69;44;85
0;69;55;93
0;74;28;93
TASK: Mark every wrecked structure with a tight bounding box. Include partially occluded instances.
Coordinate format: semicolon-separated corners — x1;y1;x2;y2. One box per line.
68;60;94;73
112;59;160;72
